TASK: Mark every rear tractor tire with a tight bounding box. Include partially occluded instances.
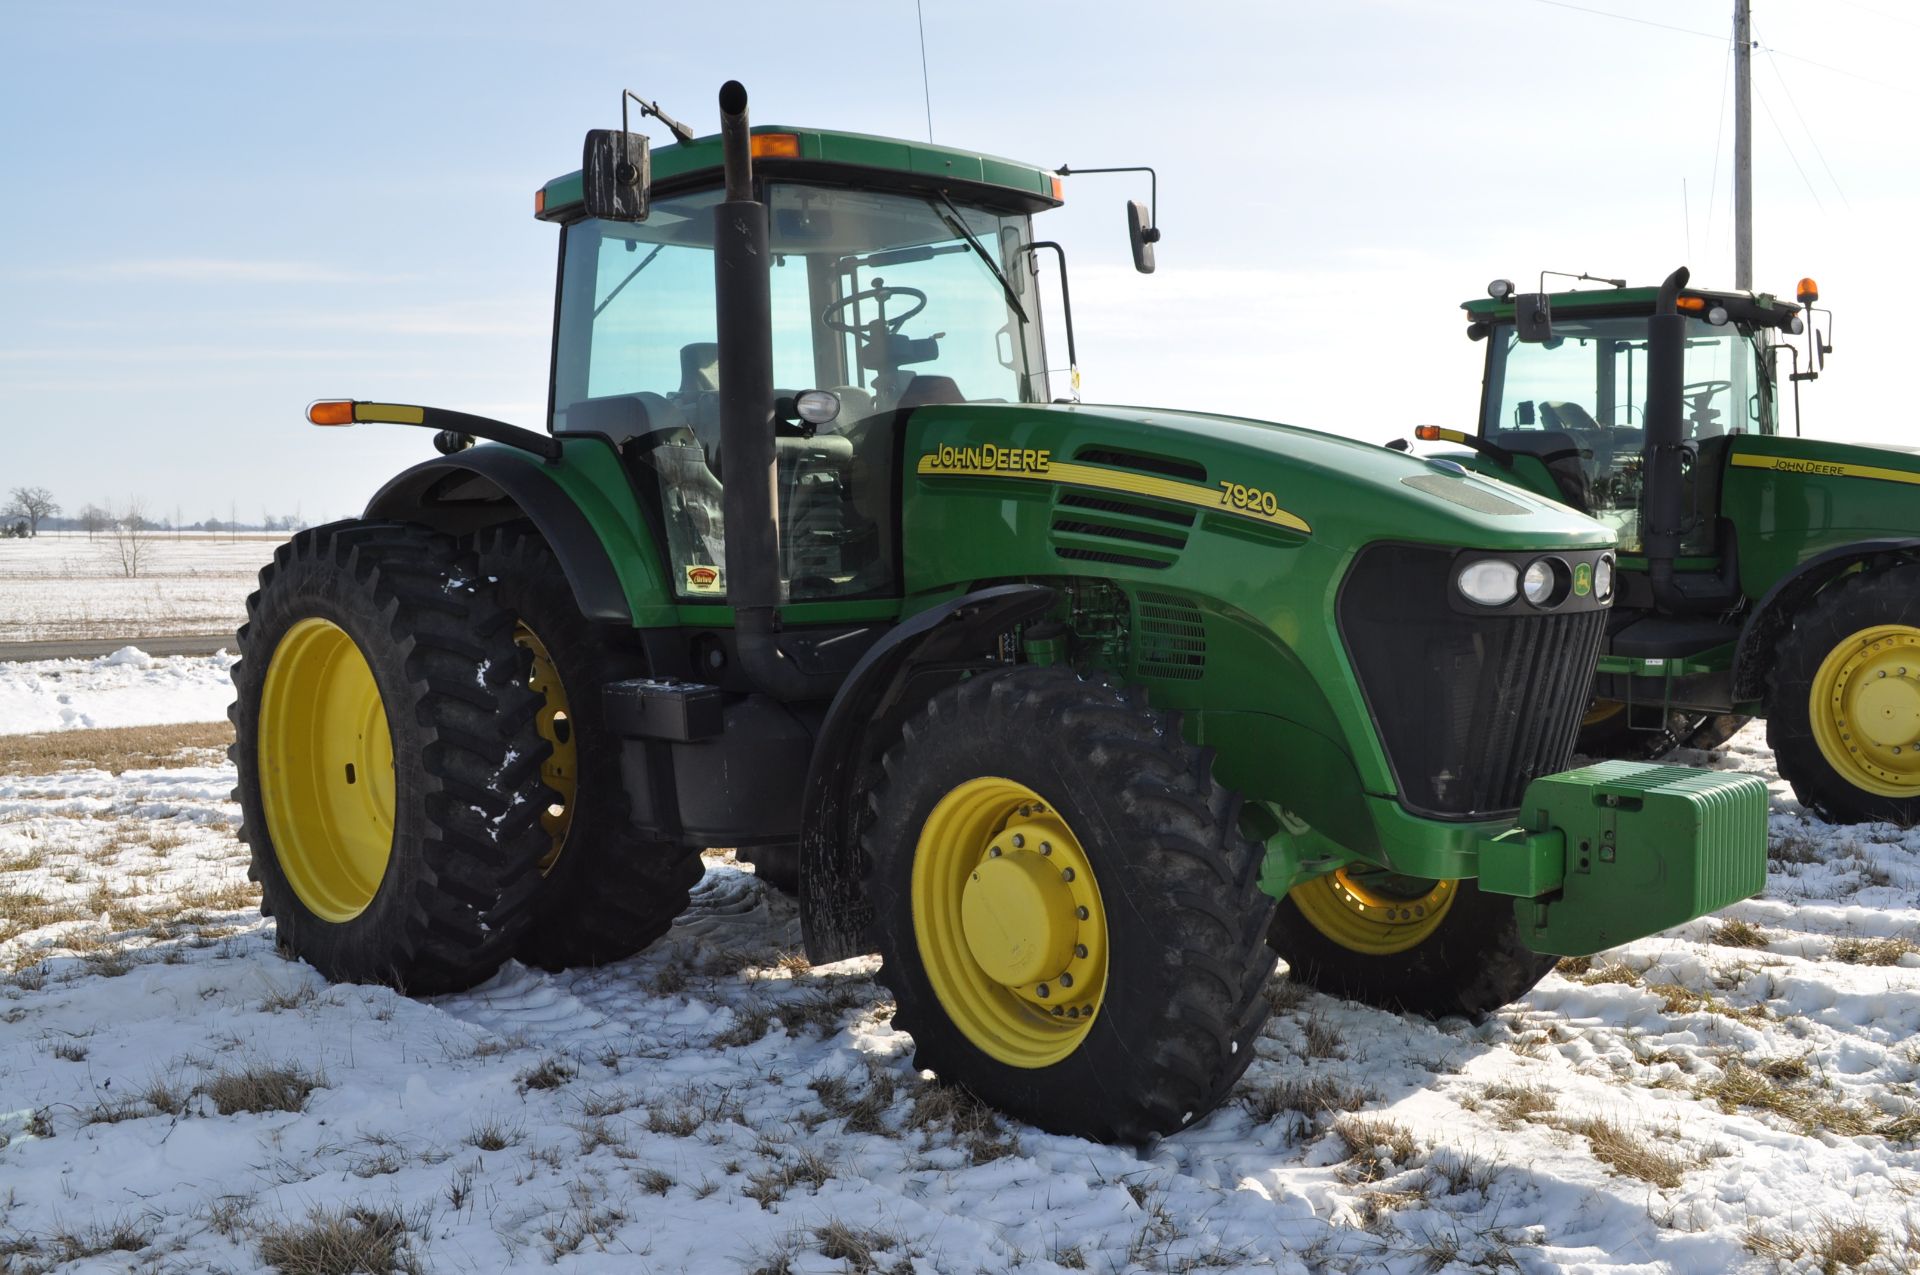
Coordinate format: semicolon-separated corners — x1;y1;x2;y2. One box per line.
229;521;554;995
1767;562;1920;827
864;667;1276;1143
1268;869;1557;1020
472;527;707;969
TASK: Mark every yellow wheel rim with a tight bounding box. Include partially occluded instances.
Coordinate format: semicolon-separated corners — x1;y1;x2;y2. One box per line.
257;618;396;922
1809;623;1920;799
514;624;576;871
911;777;1109;1068
1289;868;1457;956
1583;698;1626;729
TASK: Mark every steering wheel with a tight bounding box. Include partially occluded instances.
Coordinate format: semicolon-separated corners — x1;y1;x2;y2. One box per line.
1683;379;1733;402
822;285;928;336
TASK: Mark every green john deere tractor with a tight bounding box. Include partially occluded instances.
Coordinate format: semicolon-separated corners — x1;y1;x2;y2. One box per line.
1431;271;1920;827
230;82;1769;1143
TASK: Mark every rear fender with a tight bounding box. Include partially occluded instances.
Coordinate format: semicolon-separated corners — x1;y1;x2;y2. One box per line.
364;437;672;625
1732;538;1920;700
799;583;1056;963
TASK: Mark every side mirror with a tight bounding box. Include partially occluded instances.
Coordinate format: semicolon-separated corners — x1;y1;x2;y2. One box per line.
1517;400;1537;427
1127;199;1159;274
1513;292;1553;343
582;129;650;221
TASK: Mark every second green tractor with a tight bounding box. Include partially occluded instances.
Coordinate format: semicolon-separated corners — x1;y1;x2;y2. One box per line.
229;83;1769;1143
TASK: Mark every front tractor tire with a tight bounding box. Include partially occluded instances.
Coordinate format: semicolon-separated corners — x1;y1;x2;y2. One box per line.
1767;562;1920;827
1268;870;1557;1020
864;667;1276;1143
472;527;705;969
230;522;555;995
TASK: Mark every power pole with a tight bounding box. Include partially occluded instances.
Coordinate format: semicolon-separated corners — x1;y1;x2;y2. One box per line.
1733;0;1753;290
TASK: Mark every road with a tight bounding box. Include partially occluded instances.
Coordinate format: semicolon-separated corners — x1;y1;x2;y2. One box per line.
0;635;234;663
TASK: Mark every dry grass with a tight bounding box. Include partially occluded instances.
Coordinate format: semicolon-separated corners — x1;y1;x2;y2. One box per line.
905;1079;1020;1164
204;1061;323;1115
1694;1060;1908;1139
1712;917;1771;948
515;1057;576;1092
813;1220;898;1271
810;1060;901;1135
1815;1218;1882;1272
1331;1115;1420;1182
743;1148;835;1209
1483;1082;1555;1128
0;721;231;776
1831;935;1916;967
256;1204;421;1275
1561;1115;1695;1188
1243;1075;1372;1124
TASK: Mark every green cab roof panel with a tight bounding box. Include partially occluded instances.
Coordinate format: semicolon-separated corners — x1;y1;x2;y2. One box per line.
1461;285;1797;325
537;125;1061;222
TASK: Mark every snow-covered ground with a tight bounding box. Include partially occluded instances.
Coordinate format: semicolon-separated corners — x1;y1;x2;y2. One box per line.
3;673;1920;1272
0;533;274;642
0;648;240;733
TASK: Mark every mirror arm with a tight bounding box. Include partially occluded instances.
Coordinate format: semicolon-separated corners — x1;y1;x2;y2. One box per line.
623;89;695;147
1056;164;1159;237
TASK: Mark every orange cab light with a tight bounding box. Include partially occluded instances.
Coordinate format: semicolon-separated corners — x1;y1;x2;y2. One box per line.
307;399;356;427
750;133;801;159
1675;295;1706;312
1797;276;1820;304
1050;174;1064;201
534;187;547;216
1414;426;1444;441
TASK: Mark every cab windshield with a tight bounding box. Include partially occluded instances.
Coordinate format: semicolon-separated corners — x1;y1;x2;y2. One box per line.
1481;314;1770;553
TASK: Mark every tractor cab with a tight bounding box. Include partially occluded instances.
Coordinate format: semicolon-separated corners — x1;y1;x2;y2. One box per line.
537;129;1064;605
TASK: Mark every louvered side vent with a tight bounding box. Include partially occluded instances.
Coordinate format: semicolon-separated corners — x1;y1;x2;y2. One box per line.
1049;492;1193;571
1135;591;1208;681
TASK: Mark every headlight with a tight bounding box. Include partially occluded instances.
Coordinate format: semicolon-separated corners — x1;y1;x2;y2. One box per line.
1458;559;1520;607
1593;554;1614;602
1522;557;1569;608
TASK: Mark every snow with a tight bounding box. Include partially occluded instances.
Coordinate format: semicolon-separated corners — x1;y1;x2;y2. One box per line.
0;532;274;642
2;679;1920;1270
0;649;240;733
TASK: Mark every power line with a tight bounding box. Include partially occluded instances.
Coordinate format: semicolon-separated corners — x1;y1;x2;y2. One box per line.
1525;0;1722;41
1759;31;1852;210
1704;37;1732;264
1827;0;1920;31
1754;84;1825;214
915;0;934;143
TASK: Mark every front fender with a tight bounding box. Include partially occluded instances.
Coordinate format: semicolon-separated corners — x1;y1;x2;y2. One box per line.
799;582;1057;963
365;436;671;625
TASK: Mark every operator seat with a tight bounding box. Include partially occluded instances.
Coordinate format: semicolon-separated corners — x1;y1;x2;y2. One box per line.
895;374;966;410
1488;426;1593;511
677;341;724;459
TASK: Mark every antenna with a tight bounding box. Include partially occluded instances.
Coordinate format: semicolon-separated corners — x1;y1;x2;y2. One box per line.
916;0;934;142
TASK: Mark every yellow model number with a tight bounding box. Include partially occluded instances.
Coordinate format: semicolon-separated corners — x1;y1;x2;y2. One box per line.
1218;481;1283;518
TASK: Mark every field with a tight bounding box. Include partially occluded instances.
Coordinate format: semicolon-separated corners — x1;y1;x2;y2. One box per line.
0;533;277;643
3;657;1920;1273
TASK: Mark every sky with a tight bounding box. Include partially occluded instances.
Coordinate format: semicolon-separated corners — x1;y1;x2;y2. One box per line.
2;0;1913;525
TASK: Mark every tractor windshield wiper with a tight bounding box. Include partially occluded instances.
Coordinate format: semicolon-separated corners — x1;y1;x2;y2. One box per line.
593;243;665;318
928;194;1028;324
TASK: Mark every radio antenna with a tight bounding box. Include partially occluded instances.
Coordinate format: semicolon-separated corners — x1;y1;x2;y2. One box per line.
916;0;934;142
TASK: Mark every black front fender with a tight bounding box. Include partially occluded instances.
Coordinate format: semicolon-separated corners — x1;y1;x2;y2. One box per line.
798;583;1057;964
365;447;630;623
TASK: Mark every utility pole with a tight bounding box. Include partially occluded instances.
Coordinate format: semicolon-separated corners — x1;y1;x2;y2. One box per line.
1733;0;1753;290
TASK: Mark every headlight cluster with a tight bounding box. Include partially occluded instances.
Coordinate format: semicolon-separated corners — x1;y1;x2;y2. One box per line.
1456;552;1613;609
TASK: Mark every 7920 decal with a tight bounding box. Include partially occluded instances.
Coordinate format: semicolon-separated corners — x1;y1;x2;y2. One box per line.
1218;481;1284;518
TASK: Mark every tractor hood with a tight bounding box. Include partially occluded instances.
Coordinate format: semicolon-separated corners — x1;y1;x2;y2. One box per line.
1726;432;1920;487
903;401;1615;559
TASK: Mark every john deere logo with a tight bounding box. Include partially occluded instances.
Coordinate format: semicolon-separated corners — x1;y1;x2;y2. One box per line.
1573;562;1593;596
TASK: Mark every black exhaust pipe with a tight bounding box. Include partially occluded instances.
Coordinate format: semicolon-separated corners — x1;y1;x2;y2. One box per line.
1642;265;1740;615
712;80;840;700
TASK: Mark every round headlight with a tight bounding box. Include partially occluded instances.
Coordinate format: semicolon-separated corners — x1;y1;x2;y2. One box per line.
1487;278;1515;300
794;389;842;426
1707;305;1730;326
1458;559;1520;607
1593;554;1615;602
1522;558;1565;607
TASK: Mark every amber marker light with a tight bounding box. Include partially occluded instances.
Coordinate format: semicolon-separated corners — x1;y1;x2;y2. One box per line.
1415;425;1465;443
1050;175;1064;201
1675;296;1706;312
307;399;356;426
750;133;800;159
534;188;547;216
1798;277;1820;304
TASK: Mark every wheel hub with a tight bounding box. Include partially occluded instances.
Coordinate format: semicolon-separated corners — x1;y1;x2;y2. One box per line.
1812;626;1920;795
960;837;1077;986
1288;867;1457;956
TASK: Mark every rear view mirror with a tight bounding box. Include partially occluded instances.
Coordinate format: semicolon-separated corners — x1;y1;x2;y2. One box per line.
582;129;650;221
1127;200;1158;274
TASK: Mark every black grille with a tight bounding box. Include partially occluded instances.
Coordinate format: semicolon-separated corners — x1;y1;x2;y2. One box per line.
1338;544;1605;819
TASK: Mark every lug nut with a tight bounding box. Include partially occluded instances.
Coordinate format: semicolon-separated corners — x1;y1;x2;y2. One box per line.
1012;833;1025;849
988;846;1002;857
1076;906;1089;920
1059;972;1074;988
1067;1007;1079;1019
1040;842;1052;855
1075;944;1088;959
1036;983;1049;998
1053;1006;1064;1016
1061;867;1075;882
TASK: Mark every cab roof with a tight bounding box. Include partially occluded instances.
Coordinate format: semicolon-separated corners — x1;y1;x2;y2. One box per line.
536;125;1063;224
1461;284;1802;330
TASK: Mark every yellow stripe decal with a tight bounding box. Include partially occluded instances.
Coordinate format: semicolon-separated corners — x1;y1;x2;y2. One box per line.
354;402;427;425
1730;452;1920;488
915;450;1311;535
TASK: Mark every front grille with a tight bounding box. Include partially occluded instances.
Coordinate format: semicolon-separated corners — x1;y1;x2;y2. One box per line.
1339;544;1605;819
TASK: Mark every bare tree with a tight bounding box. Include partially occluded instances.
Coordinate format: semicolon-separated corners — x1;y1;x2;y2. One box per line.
5;486;59;537
79;502;111;540
107;502;157;578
